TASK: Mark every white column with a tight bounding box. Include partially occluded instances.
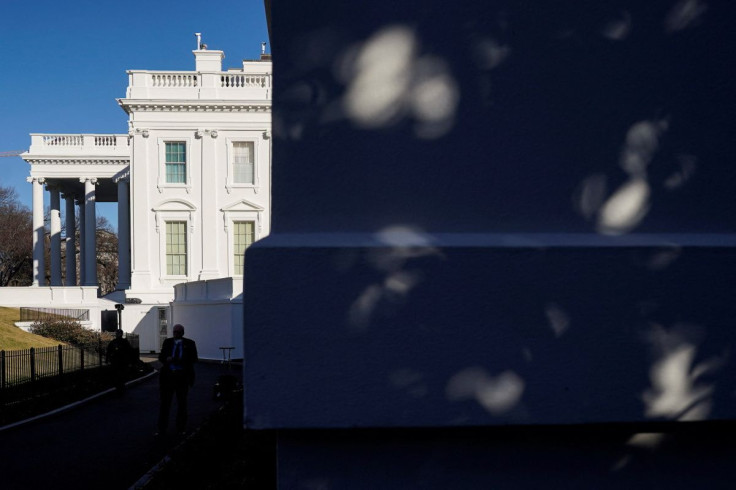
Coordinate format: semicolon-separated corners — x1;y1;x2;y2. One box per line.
27;177;46;286
64;194;77;286
81;177;98;287
77;197;86;285
116;176;131;289
199;130;219;279
130;131;153;290
48;186;62;286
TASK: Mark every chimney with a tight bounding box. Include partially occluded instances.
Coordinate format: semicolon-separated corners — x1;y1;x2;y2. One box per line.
193;48;224;72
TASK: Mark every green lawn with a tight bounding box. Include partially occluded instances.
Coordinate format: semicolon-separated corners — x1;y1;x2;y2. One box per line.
0;307;64;350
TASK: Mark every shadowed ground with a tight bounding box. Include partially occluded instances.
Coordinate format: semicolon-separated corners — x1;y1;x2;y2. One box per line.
0;357;235;490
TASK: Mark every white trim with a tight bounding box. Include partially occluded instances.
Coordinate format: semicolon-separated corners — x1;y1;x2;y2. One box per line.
153;199;197;284
161;219;190;282
221;203;262;277
157;137;192;193
225;136;260;194
117;100;272;114
152;198;197;233
24;158;130;165
230;220;256;278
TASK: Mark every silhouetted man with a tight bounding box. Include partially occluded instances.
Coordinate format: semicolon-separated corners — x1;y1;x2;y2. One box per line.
106;329;132;394
157;323;198;436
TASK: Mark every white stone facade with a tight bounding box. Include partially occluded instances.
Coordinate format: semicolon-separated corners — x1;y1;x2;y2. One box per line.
14;43;272;358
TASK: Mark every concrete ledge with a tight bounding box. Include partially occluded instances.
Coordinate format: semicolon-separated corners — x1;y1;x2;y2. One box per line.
244;238;736;429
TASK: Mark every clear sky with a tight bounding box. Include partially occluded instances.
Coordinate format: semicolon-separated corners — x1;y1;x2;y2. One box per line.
0;0;269;230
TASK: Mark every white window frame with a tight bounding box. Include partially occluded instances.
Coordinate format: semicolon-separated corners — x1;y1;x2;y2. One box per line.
158;137;192;193
222;202;263;277
231;220;256;277
225;137;260;194
153;199;196;284
164;221;188;277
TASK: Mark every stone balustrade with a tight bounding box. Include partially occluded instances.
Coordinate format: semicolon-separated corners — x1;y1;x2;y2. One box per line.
42;134;83;146
151;72;199;88
126;70;271;100
220;73;271;88
28;134;130;156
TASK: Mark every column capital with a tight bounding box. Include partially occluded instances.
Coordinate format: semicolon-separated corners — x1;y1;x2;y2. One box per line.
196;129;218;138
79;177;98;185
113;171;130;184
26;176;45;184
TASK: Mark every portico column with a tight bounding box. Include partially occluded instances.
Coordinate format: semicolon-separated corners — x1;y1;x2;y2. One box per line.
48;186;62;286
64;194;77;286
27;176;46;286
81;177;98;287
77;197;86;286
116;176;131;289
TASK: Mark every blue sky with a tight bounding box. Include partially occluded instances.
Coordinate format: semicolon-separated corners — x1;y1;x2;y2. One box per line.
0;0;269;230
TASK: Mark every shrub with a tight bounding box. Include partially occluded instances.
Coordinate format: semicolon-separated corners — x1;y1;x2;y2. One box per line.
29;319;114;351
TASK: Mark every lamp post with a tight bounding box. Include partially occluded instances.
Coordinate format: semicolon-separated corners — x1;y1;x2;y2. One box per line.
114;303;124;331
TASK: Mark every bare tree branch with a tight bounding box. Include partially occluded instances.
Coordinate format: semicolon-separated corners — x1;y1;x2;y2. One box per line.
0;185;33;286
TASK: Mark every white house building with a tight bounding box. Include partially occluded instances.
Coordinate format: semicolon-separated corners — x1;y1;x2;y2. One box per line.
15;38;272;358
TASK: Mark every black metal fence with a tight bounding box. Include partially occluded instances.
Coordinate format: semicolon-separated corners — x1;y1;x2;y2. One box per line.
0;334;139;410
19;307;90;322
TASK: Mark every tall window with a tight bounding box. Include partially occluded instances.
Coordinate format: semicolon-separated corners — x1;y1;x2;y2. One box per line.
166;221;187;276
232;142;254;184
233;221;255;275
165;142;186;183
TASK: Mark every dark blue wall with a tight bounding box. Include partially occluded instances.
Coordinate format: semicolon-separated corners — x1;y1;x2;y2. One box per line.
246;1;736;487
271;1;736;233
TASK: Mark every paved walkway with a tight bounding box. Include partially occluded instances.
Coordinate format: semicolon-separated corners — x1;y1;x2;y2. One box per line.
0;357;240;490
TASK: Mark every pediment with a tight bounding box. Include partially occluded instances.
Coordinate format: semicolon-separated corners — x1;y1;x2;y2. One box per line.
221;199;264;212
152;198;197;212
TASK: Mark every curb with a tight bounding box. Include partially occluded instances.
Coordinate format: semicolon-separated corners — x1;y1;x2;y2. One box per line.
127;422;206;489
0;369;157;433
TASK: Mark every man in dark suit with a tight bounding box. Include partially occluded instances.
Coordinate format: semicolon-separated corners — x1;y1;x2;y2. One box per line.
106;329;133;394
157;323;198;436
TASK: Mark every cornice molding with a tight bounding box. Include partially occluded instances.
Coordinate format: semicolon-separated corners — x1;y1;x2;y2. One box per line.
118;99;271;113
24;158;130;166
